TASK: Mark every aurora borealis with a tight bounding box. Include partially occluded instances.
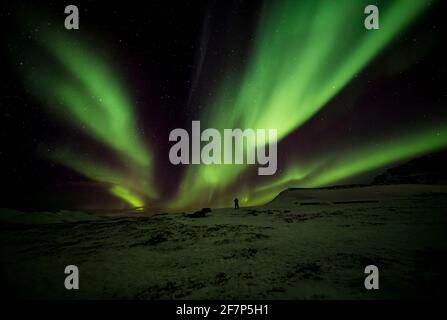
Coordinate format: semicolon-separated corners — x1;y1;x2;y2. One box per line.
2;0;447;211
173;0;436;209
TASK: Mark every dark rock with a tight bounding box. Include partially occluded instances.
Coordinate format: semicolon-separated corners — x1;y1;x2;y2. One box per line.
373;151;447;185
186;207;212;218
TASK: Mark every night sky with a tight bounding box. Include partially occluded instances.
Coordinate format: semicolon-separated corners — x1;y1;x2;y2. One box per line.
1;0;446;211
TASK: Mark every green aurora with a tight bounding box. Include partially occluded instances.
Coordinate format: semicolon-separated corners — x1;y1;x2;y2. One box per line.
171;0;441;209
21;29;156;207
242;124;447;207
18;0;447;210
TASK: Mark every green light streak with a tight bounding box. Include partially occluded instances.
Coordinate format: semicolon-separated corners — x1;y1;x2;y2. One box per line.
306;125;447;188
20;26;156;206
28;30;152;168
110;185;144;208
174;0;430;209
16;4;443;211
212;0;428;139
254;162;320;193
46;149;151;208
240;125;447;207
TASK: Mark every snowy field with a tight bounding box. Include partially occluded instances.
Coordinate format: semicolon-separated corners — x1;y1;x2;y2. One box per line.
1;184;447;299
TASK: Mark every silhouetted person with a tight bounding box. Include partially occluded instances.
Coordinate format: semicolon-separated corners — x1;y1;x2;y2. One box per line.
234;198;239;209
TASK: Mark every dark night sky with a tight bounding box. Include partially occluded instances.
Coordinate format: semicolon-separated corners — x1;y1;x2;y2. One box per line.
1;0;446;211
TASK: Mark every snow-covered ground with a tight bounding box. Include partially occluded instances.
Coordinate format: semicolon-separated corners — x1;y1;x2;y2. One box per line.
1;184;447;299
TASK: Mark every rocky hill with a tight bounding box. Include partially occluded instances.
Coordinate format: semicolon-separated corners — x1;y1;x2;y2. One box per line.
373;150;447;185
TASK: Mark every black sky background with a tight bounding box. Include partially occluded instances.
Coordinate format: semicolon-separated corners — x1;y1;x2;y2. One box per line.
1;0;446;211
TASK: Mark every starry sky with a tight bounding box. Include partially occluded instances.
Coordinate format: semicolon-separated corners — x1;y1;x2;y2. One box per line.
1;0;446;211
